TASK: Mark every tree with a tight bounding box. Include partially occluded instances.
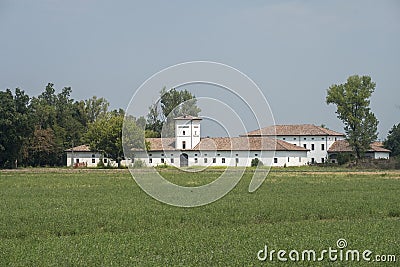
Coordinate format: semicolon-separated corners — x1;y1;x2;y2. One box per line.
384;123;400;157
146;87;201;137
326;75;378;159
0;89;33;168
85;112;124;167
84;96;110;123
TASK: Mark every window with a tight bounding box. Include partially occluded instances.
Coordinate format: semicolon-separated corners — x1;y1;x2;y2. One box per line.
236;158;239;164
171;158;174;163
222;158;226;163
274;158;278;164
304;138;306;140
303;144;307;149
311;158;315;164
161;153;164;156
283;138;286;140
299;157;301;162
236;154;239;156
104;158;107;163
204;153;207;156
171;154;174;156
255;153;258;157
311;144;315;151
322;137;325;140
183;130;186;135
204;158;208;163
335;137;337;141
321;158;325;163
149;158;152;163
182;141;186;149
288;157;290;162
194;158;198;163
149;154;152;156
161;158;165;163
311;138;314;140
194;153;197;156
76;159;79;163
294;137;296;140
212;158;216;163
321;144;325;151
195;131;197;135
92;159;95;163
217;153;220;156
92;154;95;158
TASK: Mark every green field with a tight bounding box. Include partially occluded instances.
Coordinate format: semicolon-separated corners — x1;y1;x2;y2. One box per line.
0;168;399;266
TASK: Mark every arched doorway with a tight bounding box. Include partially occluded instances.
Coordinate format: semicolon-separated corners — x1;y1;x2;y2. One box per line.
180;153;188;167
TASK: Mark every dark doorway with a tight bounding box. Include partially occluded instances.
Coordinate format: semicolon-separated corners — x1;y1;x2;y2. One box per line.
180;153;188;167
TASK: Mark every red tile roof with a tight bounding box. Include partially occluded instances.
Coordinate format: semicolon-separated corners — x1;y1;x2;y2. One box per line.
246;124;344;137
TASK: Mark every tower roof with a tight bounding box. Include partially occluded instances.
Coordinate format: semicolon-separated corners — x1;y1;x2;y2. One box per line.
174;115;202;120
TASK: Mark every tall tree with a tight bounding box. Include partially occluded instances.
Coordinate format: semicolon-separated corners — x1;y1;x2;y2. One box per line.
146;87;201;137
384;123;400;157
84;96;110;123
0;89;33;168
85;112;124;166
326;75;378;158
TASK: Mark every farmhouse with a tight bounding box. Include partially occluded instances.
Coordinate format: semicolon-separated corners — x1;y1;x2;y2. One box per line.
135;116;310;167
65;145;107;167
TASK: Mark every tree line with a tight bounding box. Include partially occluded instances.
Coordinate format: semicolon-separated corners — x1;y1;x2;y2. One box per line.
0;84;199;168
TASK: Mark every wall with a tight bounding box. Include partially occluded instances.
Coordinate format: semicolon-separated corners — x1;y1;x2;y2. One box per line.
134;149;308;167
276;135;344;164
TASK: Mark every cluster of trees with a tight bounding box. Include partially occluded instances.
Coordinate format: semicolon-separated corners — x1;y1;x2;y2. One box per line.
0;83;117;168
0;84;199;168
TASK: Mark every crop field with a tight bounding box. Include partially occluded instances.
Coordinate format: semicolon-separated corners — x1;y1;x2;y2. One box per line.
0;168;399;266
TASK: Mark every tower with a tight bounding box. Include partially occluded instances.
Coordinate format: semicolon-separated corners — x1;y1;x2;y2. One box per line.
174;115;202;150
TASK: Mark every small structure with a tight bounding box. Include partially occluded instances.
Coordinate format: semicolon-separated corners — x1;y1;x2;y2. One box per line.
327;140;390;162
65;145;108;168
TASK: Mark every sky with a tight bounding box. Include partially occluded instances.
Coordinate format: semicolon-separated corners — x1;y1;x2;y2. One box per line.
1;0;399;139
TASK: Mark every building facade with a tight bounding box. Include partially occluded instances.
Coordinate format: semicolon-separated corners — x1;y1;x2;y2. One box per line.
245;124;346;164
134;116;310;167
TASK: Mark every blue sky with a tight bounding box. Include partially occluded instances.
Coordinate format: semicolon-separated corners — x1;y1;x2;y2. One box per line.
1;0;399;139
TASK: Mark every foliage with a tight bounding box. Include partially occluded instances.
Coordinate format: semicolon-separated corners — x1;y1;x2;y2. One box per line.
0;83;127;168
0;169;399;265
336;152;356;165
251;158;263;167
384;123;400;157
85;112;124;166
146;87;201;137
0;89;33;168
326;75;378;158
132;159;146;168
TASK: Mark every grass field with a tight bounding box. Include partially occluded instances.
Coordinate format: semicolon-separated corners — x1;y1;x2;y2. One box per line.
0;168;399;266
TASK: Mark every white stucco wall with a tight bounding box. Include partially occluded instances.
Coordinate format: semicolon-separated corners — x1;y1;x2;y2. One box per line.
276;135;344;164
66;151;104;167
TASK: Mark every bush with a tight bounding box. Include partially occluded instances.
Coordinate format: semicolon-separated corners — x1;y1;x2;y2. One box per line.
132;159;146;168
97;158;105;168
337;153;355;165
251;158;263;167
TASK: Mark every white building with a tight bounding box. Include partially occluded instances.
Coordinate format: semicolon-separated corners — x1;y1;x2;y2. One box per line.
65;145;131;167
245;124;346;164
135;116;309;167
